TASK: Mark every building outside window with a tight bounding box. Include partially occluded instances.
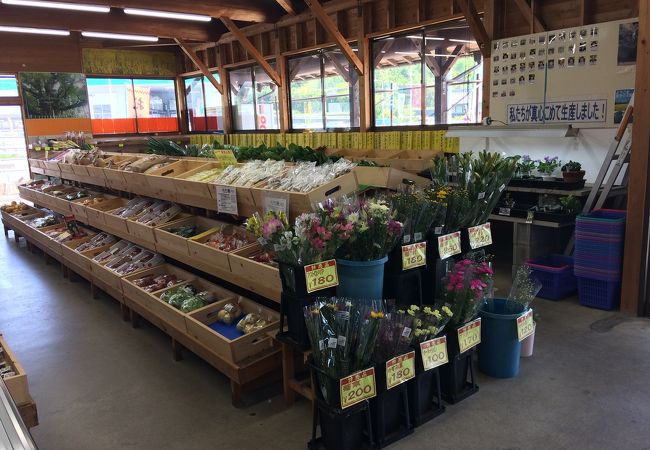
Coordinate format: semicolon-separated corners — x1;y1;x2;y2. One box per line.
86;77;179;134
289;48;359;130
229;62;280;131
373;20;482;127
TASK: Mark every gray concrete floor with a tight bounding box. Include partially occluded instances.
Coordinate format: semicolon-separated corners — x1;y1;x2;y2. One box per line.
1;233;650;450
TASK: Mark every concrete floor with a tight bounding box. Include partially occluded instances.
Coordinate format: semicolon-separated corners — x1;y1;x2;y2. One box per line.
1;234;650;450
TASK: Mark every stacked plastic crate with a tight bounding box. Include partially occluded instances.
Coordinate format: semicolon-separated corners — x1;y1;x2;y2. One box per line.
573;209;626;310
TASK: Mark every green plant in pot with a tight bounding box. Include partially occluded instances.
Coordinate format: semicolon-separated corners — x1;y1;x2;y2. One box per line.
559;195;582;214
536;156;561;181
561;160;586;183
516;155;537;178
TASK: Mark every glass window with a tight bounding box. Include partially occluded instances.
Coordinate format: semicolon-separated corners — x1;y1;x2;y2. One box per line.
87;78;137;134
0;75;19;97
184;74;224;132
288;49;359;130
132;79;178;133
185;76;206;132
373;20;482;127
87;77;179;134
229;63;280;131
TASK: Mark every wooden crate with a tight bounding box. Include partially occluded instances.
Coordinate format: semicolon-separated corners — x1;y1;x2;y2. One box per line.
0;334;30;406
121;264;194;313
126;211;190;248
85;164;109;182
30;223;64;251
228;244;281;293
121;170;150;191
17;185;39;203
354;166;391;187
48;189;78;214
103;207;132;237
41;160;61;173
387;150;437;172
188;223;255;272
173;162;221;198
35;185;65;209
71;163;90;178
62;242;111;280
28;158;45;169
147;160;209;193
153;215;219;258
207;183;257;217
386;168;433;190
185;297;278;364
58;162;76;177
251;171;358;219
69;194;109;223
85;198;127;229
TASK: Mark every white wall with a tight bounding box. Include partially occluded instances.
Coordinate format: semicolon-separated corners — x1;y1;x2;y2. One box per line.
459;128;617;183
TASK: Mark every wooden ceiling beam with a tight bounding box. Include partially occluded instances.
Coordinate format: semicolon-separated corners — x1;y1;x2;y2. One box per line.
303;0;364;75
455;0;490;57
0;5;217;41
56;0;277;22
513;0;546;33
175;38;223;94
274;0;296;15
220;17;282;86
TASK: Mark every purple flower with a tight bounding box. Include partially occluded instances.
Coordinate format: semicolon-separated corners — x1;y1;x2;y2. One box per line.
388;220;402;236
522;155;531;162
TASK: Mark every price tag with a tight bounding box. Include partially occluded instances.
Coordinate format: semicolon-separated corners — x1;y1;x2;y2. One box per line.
434;226;443;234
526;211;534;224
118;143;124;148
420;336;449;371
385;351;415;390
517;309;534;341
457;318;481;354
478;191;486;200
264;196;288;215
214;149;238;167
414;232;423;242
402;242;426;270
498;207;511;216
34;146;42;151
437;231;461;260
340;367;376;409
304;259;339;293
216;185;238;215
402;234;411;244
468;222;493;249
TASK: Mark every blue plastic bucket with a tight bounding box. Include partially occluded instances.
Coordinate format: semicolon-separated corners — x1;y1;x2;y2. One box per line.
478;298;526;378
336;256;388;300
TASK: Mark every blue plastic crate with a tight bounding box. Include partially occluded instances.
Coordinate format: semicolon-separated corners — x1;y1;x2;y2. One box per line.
577;277;621;310
527;255;577;300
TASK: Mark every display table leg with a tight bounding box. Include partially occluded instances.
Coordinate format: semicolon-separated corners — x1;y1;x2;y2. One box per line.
171;338;184;361
230;380;243;407
120;303;130;322
130;309;141;329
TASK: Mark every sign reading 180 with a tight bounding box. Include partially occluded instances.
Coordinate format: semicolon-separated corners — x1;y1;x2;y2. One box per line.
304;259;339;293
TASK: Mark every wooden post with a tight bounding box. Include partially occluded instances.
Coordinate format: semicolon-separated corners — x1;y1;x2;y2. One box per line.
482;0;497;119
621;0;650;316
358;4;372;131
175;39;223;95
216;46;233;136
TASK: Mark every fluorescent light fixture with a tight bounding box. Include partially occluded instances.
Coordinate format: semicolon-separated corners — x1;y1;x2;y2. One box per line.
406;35;445;41
395;51;420;56
446;125;579;138
1;0;109;12
431;53;457;57
449;38;475;44
0;25;69;35
123;8;211;22
82;31;158;42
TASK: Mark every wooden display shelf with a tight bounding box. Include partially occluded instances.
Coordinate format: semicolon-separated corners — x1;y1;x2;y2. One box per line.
0;334;32;407
280;339;315;405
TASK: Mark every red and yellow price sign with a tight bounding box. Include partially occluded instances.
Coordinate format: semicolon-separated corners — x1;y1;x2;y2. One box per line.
420;336;449;371
517;309;534;341
386;351;415;389
437;231;461;260
468;222;493;249
402;242;426;270
340;367;376;409
457;318;481;354
304;259;339;293
214;149;238;167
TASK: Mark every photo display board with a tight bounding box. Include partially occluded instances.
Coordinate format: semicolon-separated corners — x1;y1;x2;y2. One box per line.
489;18;637;128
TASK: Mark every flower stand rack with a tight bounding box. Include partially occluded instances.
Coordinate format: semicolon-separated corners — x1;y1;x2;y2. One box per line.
408;346;446;426
370;362;414;448
309;398;374;450
438;330;479;404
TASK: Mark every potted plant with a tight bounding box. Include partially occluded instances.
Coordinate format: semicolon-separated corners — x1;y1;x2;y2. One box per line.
559;195;582;215
537;156;561;181
561;160;586;183
334;198;403;300
516;155;537;178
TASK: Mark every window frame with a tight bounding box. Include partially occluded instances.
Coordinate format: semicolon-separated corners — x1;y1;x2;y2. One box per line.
370;25;483;130
86;75;181;136
227;62;281;133
182;72;224;135
287;48;360;132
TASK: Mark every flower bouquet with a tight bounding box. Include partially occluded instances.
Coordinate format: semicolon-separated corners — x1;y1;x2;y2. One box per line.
443;258;494;326
372;302;415;363
403;304;454;344
304;297;385;406
392;189;446;243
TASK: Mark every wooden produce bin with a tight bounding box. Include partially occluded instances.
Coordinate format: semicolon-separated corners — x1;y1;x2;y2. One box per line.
228;244;282;294
0;334;31;405
48;189;78;214
174;162;221;198
85;197;128;229
121;264;194;314
35;185;65;210
147;160;209;194
70;163;90;178
69;194;110;223
185;297;278;364
41;160;61;177
153;215;220;260
103;155;138;190
386;168;433;190
207;182;257;218
126;211;190;249
85;164;109;182
31;223;64;253
354;166;391;188
57;161;76;178
103;205;136;238
388;150;437;172
62;241;111;281
186;222;253;272
17;183;41;203
121;170;151;192
251;171;358;219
